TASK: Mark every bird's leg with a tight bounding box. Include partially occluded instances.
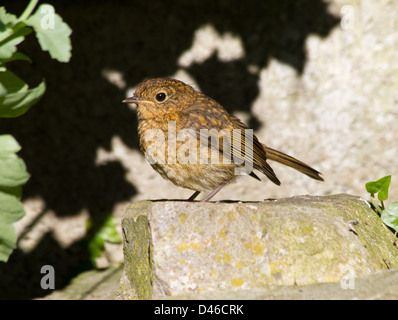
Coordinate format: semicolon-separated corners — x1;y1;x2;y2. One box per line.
187;191;201;201
201;179;231;202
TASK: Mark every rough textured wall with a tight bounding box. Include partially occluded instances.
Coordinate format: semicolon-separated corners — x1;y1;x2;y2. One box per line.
1;0;396;298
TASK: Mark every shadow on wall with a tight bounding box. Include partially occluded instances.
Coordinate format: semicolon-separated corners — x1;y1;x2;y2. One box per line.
0;0;340;298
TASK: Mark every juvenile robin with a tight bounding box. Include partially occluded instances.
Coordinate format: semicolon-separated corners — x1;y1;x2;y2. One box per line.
123;78;323;202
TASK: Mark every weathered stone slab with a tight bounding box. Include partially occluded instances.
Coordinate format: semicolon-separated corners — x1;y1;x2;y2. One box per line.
164;267;398;300
118;194;398;299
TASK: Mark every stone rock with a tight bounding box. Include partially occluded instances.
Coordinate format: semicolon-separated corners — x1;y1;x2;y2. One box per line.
118;194;398;299
165;267;398;300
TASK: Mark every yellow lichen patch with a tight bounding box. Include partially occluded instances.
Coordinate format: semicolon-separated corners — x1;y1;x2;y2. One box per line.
322;275;339;283
218;228;228;240
210;269;217;276
244;239;265;255
179;213;187;224
269;261;281;275
223;252;231;263
216;250;231;264
227;211;237;221
189;242;201;250
236;262;243;269
231;278;244;287
178;259;186;264
177;243;188;251
253;242;265;255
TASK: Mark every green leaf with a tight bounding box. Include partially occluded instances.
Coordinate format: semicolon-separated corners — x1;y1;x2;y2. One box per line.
88;236;105;260
0;190;26;223
0;222;18;262
0;134;21;153
0;7;17;26
0;69;27;96
0;51;32;65
0;25;32;60
87;216;122;263
0;7;17;37
365;175;391;201
0;134;30;188
96;216;122;244
0;134;29;262
381;202;398;232
26;4;72;62
0;155;30;187
0;185;22;199
0;70;46;118
0;190;26;262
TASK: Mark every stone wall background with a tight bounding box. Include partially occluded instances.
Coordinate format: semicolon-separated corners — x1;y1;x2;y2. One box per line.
0;0;397;298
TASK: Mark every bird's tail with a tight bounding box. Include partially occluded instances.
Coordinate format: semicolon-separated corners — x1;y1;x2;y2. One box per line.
263;145;324;181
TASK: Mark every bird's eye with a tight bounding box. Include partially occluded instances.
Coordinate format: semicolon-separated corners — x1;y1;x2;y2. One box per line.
155;92;167;102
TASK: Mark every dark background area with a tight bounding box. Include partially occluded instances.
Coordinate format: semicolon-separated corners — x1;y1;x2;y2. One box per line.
0;0;339;299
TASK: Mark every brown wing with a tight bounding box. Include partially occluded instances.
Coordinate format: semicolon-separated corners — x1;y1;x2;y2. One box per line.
179;101;281;186
227;114;280;185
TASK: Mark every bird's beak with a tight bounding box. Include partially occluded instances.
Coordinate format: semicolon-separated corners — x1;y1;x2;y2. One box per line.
122;95;142;104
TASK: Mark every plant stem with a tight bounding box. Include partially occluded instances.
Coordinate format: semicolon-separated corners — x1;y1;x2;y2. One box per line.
0;22;29;45
370;196;383;215
16;0;39;22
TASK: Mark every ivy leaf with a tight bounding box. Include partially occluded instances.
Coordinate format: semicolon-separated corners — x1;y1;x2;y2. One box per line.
365;175;391;201
86;216;122;265
0;134;29;262
0;151;30;187
0;25;32;60
0;134;22;153
0;69;26;96
381;202;398;233
0;7;17;27
0;191;26;262
96;216;122;244
0;51;32;65
26;4;72;63
0;70;46;118
0;134;30;188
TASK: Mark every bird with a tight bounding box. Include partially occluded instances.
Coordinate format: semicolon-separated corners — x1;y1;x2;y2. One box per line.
123;78;323;202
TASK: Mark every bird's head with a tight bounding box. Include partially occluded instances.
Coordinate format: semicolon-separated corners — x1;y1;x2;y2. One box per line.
123;78;197;119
